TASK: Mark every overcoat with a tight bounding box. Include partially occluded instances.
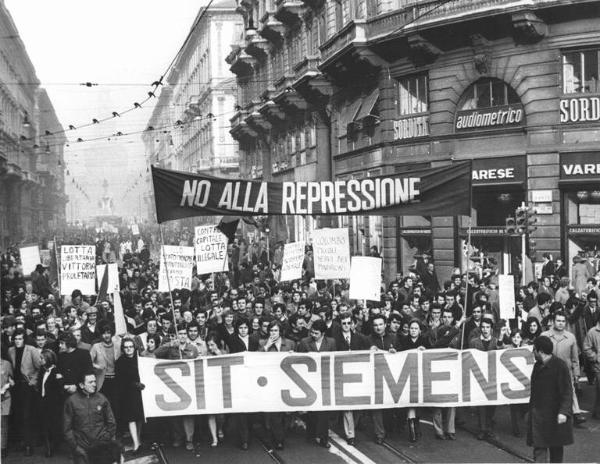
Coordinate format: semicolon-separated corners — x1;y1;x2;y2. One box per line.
527;356;574;448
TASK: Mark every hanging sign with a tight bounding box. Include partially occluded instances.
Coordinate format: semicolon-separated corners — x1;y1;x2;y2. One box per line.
60;245;96;296
194;225;228;275
312;228;351;280
158;245;194;292
151;162;472;222
279;241;306;282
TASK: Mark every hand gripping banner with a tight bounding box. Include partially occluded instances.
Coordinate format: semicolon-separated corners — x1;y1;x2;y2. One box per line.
151;161;472;223
139;347;534;417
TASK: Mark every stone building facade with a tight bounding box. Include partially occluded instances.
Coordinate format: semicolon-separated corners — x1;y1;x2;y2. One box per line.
229;0;600;281
0;1;66;247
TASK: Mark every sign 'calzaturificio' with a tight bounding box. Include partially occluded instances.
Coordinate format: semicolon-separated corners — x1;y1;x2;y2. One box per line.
151;162;472;222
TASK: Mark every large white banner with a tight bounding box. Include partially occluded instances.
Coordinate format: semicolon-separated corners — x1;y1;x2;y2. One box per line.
280;241;305;282
349;256;382;301
312;228;350;279
96;263;120;293
140;347;534;417
194;225;228;275
20;245;40;276
60;245;96;296
158;245;194;292
499;274;516;320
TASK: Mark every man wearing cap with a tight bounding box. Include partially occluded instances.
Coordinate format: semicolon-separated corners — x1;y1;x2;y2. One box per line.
81;307;102;345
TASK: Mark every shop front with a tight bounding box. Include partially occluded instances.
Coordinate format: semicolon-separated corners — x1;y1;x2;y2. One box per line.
559;152;600;276
458;155;527;275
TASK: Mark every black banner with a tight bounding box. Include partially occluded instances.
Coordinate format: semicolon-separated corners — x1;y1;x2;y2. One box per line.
151;161;472;223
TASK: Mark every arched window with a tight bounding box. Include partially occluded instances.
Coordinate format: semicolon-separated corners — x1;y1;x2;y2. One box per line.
459;78;519;110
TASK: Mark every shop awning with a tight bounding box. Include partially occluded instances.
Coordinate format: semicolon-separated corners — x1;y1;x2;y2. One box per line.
355;88;379;121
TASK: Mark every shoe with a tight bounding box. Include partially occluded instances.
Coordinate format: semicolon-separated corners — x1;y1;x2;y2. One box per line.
241;442;249;450
346;438;355;446
375;437;384;445
211;441;218;448
275;443;284;450
476;432;486;440
218;430;224;440
172;440;183;448
185;441;194;451
445;433;456;441
318;439;330;449
24;446;33;457
435;434;447;440
485;431;495;440
574;414;586;425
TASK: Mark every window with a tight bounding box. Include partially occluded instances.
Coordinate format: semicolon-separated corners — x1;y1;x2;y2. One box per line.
459;78;519;110
396;74;428;116
563;49;600;94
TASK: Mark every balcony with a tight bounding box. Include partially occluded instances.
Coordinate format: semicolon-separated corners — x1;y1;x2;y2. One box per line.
246;103;273;133
226;46;256;79
230;110;258;142
273;74;308;113
275;0;305;26
292;56;333;104
245;29;269;59
259;12;285;44
319;20;387;82
258;88;287;123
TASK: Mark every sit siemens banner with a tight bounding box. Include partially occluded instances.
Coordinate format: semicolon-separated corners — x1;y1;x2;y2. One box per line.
140;348;534;417
151;162;471;223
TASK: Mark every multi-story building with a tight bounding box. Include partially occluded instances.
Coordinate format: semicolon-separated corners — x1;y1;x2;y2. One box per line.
143;0;243;221
0;1;66;247
230;0;600;281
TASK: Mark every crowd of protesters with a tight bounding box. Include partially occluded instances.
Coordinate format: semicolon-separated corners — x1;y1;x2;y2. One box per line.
1;227;599;463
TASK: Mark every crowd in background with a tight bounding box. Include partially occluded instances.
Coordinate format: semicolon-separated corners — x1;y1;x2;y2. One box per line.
1;226;599;463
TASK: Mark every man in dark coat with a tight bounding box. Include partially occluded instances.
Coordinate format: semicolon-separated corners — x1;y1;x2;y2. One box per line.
296;319;336;448
528;335;574;463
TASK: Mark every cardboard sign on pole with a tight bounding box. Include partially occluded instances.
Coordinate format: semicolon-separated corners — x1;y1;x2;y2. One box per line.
158;245;194;292
194;225;228;275
20;245;40;276
499;274;516;321
60;245;96;296
312;228;350;280
280;241;305;282
349;256;382;301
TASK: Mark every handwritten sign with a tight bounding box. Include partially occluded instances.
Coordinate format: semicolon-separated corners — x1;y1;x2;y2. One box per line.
60;245;96;295
312;228;350;279
280;241;305;282
20;245;40;276
194;225;228;275
158;245;194;292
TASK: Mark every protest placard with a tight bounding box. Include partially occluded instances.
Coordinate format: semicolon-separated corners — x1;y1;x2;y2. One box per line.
194;225;228;275
131;224;140;235
499;274;516;320
349;256;382;301
96;263;120;293
20;245;40;276
280;241;305;282
312;228;350;279
158;245;194;292
139;347;534;417
60;245;96;295
40;250;51;268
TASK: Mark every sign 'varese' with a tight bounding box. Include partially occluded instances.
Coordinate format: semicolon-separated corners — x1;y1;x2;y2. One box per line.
151;162;472;223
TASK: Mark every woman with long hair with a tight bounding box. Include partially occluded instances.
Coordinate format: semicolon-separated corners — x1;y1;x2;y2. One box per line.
522;317;541;345
115;337;145;454
140;333;161;358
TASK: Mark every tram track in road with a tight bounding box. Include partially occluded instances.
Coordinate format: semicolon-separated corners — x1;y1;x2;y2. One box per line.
380;438;420;463
258;438;286;464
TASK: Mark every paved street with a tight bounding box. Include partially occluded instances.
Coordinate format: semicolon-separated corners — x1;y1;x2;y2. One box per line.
4;381;599;463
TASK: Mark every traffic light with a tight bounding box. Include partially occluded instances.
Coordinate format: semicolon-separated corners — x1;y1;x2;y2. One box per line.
526;206;538;234
515;207;527;234
505;216;517;234
529;237;537;253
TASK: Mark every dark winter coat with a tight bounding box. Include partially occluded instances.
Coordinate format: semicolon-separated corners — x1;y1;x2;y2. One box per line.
527;356;574;448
